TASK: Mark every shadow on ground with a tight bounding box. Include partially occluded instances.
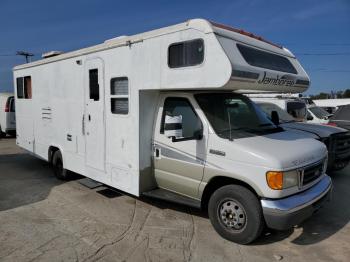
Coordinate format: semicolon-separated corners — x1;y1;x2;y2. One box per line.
0;153;63;211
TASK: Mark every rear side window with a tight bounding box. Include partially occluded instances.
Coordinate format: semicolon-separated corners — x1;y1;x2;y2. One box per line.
287;101;306;119
110;77;129;115
16;76;32;99
237;44;297;74
168;39;204;68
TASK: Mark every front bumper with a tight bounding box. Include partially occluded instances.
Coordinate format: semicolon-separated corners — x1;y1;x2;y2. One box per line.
261;175;332;230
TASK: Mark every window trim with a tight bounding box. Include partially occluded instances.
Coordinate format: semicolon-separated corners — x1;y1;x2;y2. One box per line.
110;76;129;115
160;96;203;140
167;38;205;69
236;43;298;74
16;76;32;99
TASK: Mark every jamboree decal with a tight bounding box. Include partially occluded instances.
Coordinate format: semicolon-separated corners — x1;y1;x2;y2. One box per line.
257;72;295;87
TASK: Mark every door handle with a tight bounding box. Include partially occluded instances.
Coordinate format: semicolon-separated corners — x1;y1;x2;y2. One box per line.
88;115;91;121
154;146;161;159
82;115;85;135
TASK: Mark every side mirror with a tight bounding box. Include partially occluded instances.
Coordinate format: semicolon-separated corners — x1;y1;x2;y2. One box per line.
164;115;183;139
271;111;280;126
307;113;314;121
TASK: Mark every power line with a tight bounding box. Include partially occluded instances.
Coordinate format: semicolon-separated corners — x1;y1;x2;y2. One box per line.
295;52;350;56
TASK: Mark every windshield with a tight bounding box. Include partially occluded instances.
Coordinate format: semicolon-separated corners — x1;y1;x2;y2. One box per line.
309;106;331;119
257;102;295;123
195;93;282;139
286;101;307;121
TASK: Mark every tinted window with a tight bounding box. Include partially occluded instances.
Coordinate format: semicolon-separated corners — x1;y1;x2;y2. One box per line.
89;69;99;101
309;106;331;119
17;78;24;98
161;97;202;138
10;97;15;112
111;77;129;114
168;39;204;68
237;44;297;74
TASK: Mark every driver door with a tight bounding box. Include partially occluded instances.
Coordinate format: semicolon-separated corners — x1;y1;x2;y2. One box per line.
153;96;207;198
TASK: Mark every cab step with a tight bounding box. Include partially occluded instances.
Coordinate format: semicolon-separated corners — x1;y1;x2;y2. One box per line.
78;178;103;189
142;188;201;209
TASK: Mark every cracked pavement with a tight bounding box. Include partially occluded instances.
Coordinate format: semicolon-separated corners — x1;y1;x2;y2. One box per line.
0;138;349;262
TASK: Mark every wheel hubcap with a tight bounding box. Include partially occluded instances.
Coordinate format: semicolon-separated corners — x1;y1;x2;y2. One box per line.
219;200;246;230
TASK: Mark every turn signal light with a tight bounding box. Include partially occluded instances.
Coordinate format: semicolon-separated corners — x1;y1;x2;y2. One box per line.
266;171;283;190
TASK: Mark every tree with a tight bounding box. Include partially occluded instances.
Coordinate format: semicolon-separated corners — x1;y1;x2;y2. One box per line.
343;89;350;98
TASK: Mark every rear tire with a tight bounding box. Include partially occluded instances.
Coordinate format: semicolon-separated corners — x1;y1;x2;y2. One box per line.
52;150;70;180
208;184;264;244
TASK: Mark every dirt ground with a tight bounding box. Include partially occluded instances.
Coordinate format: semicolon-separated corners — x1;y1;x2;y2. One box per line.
0;137;349;262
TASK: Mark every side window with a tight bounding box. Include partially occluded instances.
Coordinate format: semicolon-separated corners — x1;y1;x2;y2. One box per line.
16;76;32;99
110;77;129;115
89;69;99;101
168;39;204;68
160;97;202;138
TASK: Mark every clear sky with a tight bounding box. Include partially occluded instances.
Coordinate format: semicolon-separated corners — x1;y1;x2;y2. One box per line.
0;0;349;95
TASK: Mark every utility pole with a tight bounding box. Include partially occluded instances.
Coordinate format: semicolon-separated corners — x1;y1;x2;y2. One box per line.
16;51;34;63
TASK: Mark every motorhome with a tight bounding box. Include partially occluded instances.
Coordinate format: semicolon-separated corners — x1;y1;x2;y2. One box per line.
13;19;332;244
314;98;350;114
248;96;307;121
0;92;16;137
254;101;350;171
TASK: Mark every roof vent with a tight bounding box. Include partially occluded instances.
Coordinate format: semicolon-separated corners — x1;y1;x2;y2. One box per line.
104;35;128;44
42;51;64;59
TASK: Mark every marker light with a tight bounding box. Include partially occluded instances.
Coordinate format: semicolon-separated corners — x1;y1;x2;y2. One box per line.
266;171;283;190
266;170;299;190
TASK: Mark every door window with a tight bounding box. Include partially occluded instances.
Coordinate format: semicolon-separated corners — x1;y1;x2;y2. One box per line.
160;97;202;139
89;69;99;101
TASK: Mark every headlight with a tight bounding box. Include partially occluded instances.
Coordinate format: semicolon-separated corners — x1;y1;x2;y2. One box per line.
266;170;299;190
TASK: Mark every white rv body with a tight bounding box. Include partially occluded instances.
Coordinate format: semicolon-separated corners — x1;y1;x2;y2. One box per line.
13;19;331;244
0;92;16;136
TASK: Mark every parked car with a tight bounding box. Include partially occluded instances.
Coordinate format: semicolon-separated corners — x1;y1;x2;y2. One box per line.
0;93;16;137
256;101;350;171
329;104;350;130
306;105;333;124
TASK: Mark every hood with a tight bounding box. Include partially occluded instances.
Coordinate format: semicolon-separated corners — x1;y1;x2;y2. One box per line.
221;130;327;170
281;122;347;138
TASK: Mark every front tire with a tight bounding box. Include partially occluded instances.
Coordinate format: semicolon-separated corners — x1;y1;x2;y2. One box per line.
208;185;264;244
52;150;70;180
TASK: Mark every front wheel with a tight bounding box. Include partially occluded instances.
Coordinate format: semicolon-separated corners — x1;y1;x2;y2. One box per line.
208;185;264;244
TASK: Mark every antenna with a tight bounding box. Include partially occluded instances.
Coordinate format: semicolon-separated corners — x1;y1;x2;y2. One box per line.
16;51;34;63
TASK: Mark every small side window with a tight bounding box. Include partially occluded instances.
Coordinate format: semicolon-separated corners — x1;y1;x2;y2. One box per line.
89;69;99;101
17;78;24;98
168;39;204;68
110;77;129;115
16;76;32;99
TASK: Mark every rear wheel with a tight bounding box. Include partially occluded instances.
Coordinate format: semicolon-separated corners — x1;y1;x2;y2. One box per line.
52;150;70;180
208;184;264;244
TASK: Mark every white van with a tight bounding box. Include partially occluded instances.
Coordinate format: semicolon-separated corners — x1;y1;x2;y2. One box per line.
13;19;332;244
307;105;332;124
0;93;16;137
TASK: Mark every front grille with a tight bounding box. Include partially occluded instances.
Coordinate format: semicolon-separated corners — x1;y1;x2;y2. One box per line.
333;133;350;158
302;161;324;186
